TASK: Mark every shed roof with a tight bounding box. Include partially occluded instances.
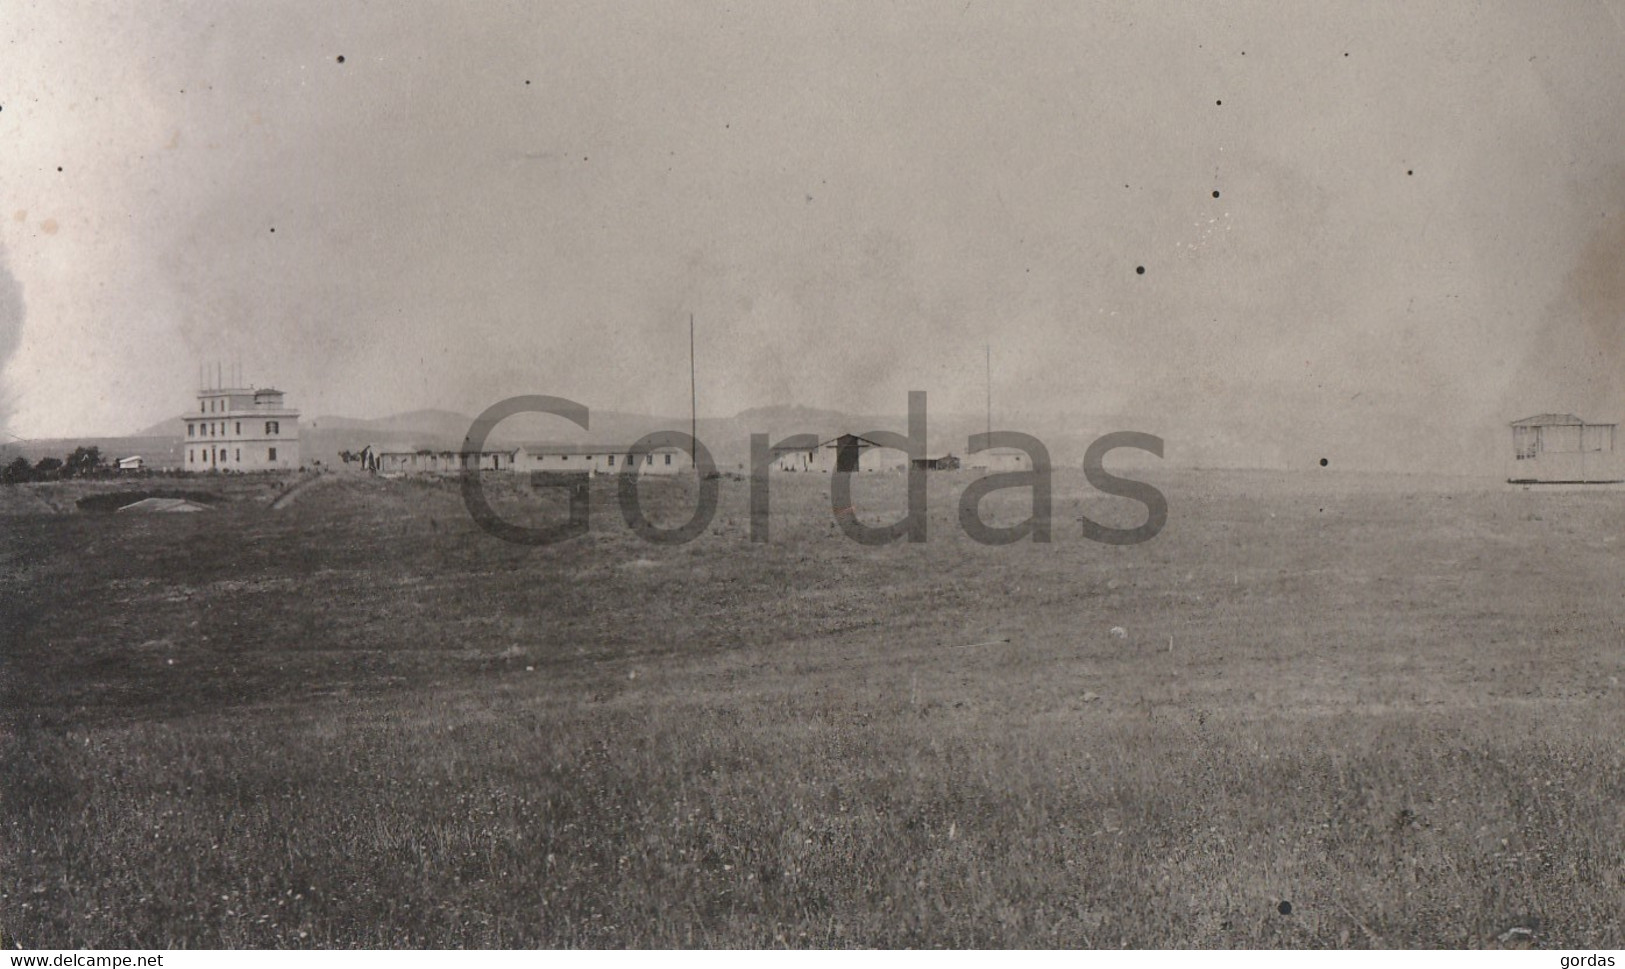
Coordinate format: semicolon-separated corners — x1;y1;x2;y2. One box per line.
818;434;890;449
1509;413;1599;427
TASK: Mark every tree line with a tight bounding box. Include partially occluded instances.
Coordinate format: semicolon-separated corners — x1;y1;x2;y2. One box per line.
1;446;110;484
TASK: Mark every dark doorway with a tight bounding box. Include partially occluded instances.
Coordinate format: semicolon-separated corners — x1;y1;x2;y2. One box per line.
835;435;861;473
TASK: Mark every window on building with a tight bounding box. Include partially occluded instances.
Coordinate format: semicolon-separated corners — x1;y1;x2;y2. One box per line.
187;424;194;437
268;447;277;462
235;449;240;461
646;454;653;465
200;402;205;413
265;421;279;435
188;449;193;463
665;453;672;465
235;422;241;435
607;455;615;466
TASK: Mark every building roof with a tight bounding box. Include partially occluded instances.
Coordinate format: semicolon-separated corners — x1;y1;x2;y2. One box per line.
518;444;616;455
373;446;516;456
1511;414;1585;427
817;434;889;449
1508;413;1620;428
519;443;685;455
1509;414;1616;428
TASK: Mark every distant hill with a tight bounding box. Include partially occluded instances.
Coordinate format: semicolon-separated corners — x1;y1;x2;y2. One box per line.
733;404;853;430
307;409;475;439
133;417;186;438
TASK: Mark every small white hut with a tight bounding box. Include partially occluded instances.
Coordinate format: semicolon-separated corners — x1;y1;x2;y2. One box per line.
1509;414;1620;483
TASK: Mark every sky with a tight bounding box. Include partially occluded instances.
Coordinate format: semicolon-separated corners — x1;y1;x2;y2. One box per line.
2;1;1624;473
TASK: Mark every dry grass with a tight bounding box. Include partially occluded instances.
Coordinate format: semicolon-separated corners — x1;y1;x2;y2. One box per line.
3;469;1623;947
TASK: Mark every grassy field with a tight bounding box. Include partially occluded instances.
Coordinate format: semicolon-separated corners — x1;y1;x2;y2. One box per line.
2;468;1622;948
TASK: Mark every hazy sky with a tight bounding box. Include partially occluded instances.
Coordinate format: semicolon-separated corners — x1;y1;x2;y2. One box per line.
3;2;1624;471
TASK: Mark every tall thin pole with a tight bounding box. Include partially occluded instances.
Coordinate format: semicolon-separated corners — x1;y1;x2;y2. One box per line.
689;313;697;469
985;344;992;442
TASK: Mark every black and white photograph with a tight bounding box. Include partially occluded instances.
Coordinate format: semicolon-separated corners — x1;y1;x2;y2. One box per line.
2;1;1623;956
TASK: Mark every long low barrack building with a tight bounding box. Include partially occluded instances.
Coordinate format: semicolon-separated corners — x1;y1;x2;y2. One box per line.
358;443;693;476
513;444;687;476
770;434;905;473
362;446;515;475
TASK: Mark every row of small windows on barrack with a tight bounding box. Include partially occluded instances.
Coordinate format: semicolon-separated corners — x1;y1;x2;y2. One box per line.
189;447;278;464
188;421;280;437
552;453;670;465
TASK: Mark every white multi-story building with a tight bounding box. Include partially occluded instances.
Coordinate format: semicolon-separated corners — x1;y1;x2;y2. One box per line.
183;386;300;472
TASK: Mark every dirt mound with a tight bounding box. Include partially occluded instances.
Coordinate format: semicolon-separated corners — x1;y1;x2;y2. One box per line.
75;490;220;513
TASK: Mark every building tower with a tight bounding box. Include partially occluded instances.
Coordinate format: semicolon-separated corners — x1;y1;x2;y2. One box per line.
182;381;301;472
